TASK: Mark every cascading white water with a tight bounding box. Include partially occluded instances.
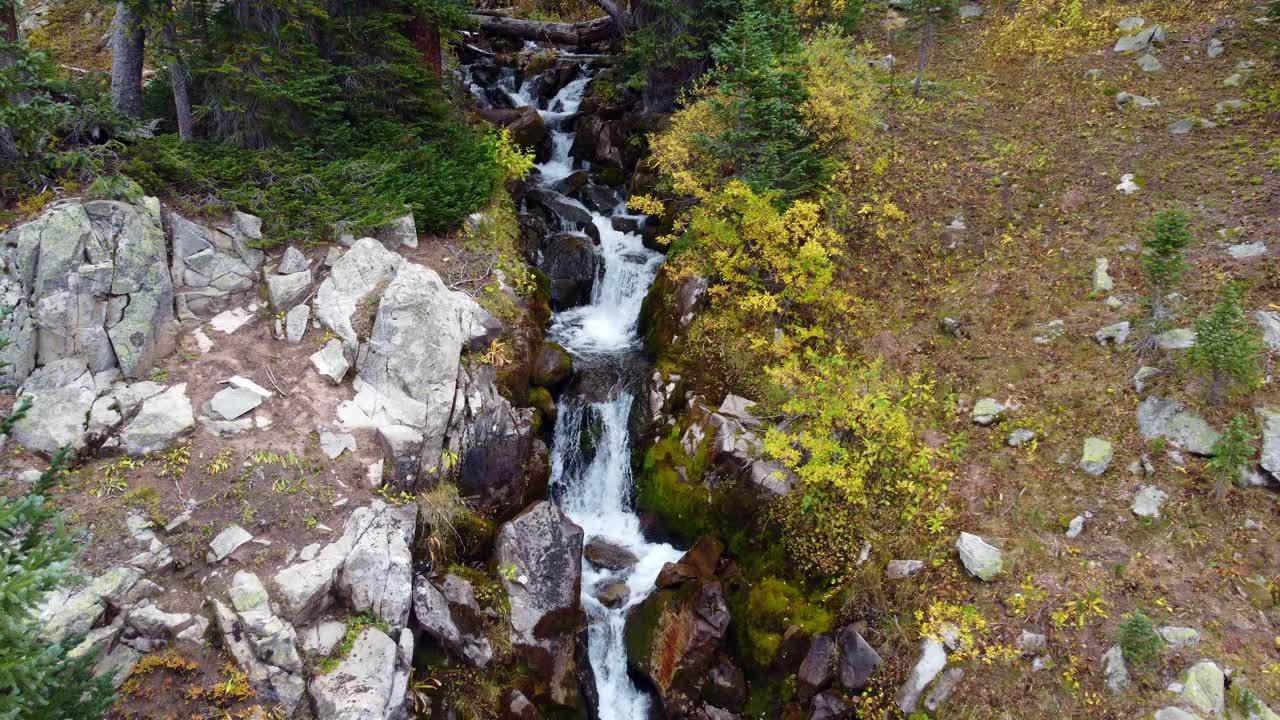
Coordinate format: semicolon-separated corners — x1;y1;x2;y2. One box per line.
468;53;684;718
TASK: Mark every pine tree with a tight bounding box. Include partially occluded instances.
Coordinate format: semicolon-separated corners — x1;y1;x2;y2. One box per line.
1186;283;1264;404
0;307;115;720
1139;207;1194;320
1207;414;1256;497
698;0;830;200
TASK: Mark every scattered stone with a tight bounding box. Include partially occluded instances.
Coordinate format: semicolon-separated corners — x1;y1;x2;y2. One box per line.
1137;53;1164;72
1084;68;1104;80
226;375;272;398
1115;91;1160;109
278;247;308;275
1132;485;1169;518
972;398;1007;426
1033;319;1065;344
924;667;964;712
1134;366;1164;393
284;304;310;343
1116;174;1141;194
207;525;253;563
1019;631;1047;654
1170;117;1217;135
1223;72;1244;87
1117;16;1145;31
956;532;1003;581
1181;660;1225;715
120;384;195;456
367;461;384;488
1207;37;1224;57
1156;328;1196;350
210;307;255;334
1213;98;1244;114
1157;626;1200;648
896;637;946;713
319;430;357;460
210;387;263;421
1114;25;1166;53
1102;645;1130;692
1093;257;1114;292
1079;437;1113;476
838;626;881;691
1095;321;1131;346
1255;312;1280;351
1154;708;1203;720
193;328;213;353
958;4;982;18
310;340;350;384
1007;428;1037;447
1065;514;1087;538
1137;397;1220;455
887;560;924;580
266;270;313;312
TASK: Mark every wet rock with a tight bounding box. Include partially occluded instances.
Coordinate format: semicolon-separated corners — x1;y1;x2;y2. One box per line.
584;537;639;571
624;579;731;718
837;626;881;691
496;502;584;707
595;582;630;609
796;632;836;701
701;654;746;712
507;106;547;148
532;342;573;387
956;532;1003;581
539;232;598;309
680;535;723;577
656;562;699;588
1137;397;1220;455
413;573;494;668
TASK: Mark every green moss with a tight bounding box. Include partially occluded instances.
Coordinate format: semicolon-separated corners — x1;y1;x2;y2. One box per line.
636;427;715;544
735;577;832;669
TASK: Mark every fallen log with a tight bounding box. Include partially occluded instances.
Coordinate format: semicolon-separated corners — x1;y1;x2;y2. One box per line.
468;13;616;46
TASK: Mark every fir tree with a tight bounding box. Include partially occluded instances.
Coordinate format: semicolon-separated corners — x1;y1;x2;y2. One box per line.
1117;610;1163;666
1139;207;1194;320
1186;283;1264;404
1207;414;1257;497
698;0;829;200
0;307;115;720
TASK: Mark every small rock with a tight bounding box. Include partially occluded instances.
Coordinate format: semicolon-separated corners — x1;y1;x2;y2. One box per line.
956;532;1003;581
207;525;253;563
210;307;255;334
1033;319;1065;344
1065;514;1086;538
886;560;924;579
1079;437;1113;476
1223;72;1243;87
972;398;1007;426
1228;241;1267;259
1157;626;1200;648
310;340;349;384
1117;16;1145;31
1114;25;1166;53
319;430;357;460
1092;257;1114;292
278;247;308;275
1181;660;1225;715
1137;397;1220;455
924;667;964;712
210;387;263;421
1116;174;1141;194
367;461;384;488
1136;53;1163;72
1095;321;1131;346
285;304;310;343
958;4;982;18
1102;645;1130;692
1133;366;1163;393
1170;117;1216;135
1156;328;1196;350
1257;312;1280;351
193;329;213;353
1214;99;1245;114
1154;708;1203;720
1207;37;1224;58
1007;429;1037;447
1132;485;1169;518
595;582;629;609
1084;68;1104;80
1115;92;1160;109
583;538;639;571
1018;631;1046;654
896;637;947;713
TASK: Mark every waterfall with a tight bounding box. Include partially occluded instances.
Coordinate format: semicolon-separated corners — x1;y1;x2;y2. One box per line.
467;51;684;718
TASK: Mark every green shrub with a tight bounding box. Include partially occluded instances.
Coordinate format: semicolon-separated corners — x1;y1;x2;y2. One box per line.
1117;610;1163;666
1185;283;1265;404
740;576;831;668
1139;207;1194;319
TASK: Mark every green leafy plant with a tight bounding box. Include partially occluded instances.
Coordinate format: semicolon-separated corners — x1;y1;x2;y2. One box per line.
1185;283;1264;404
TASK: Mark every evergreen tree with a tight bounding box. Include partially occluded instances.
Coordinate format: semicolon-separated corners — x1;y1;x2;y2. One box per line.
0;308;115;720
901;0;958;95
1139;207;1194;320
698;0;829;199
1207;414;1256;497
0;2;72;182
1186;283;1264;404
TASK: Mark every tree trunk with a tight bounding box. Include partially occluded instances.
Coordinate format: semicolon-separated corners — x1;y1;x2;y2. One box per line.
161;20;194;140
592;0;634;32
1;3;18;162
110;2;146;118
913;15;933;96
408;14;442;77
469;14;616;47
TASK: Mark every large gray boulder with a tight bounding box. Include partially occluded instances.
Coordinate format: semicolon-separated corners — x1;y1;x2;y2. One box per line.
2;198;177;379
9;358;100;455
214;572;305;714
314;238;404;349
309;627;411;720
412;573;494;669
119;383;195;456
273;501;417;630
1137;397;1220;455
169;211;264;318
495;502;584;706
352;261;500;484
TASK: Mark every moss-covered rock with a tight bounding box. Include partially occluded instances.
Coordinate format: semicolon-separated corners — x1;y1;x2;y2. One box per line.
531;342;573;387
623;579;731;717
636;427;716;544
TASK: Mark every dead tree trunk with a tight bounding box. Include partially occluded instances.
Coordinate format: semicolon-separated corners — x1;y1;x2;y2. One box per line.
161;20;194;139
468;14;616;46
110;2;146;118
